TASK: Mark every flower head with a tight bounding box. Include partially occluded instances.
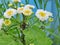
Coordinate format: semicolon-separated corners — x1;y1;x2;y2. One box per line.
36;9;52;21
4;19;11;26
0;19;4;30
23;8;33;16
4;8;17;18
24;4;35;9
45;11;52;17
17;7;24;14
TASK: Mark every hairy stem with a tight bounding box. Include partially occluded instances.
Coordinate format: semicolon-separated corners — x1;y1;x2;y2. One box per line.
20;15;26;45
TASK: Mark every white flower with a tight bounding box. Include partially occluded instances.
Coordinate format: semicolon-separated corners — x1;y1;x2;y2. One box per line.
17;7;24;14
12;0;21;2
46;11;52;17
0;19;4;30
4;8;17;18
24;4;35;9
23;8;33;16
36;9;50;21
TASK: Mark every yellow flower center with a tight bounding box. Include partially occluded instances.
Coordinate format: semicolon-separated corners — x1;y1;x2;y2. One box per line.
4;20;11;26
7;10;13;16
24;10;31;14
39;12;46;17
23;9;32;16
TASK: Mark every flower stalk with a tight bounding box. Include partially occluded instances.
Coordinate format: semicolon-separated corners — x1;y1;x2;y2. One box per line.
20;14;26;45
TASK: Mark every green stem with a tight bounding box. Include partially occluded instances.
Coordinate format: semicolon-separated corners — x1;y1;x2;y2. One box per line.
25;0;29;4
58;9;60;25
44;0;48;10
55;0;60;24
20;15;26;45
16;27;21;40
40;21;45;30
38;0;42;9
20;30;26;45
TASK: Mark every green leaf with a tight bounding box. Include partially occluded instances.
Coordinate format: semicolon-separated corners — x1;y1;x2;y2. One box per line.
16;14;21;23
25;0;29;4
0;30;23;45
38;0;42;8
44;0;48;10
55;0;60;8
34;0;39;8
23;25;53;45
38;0;42;5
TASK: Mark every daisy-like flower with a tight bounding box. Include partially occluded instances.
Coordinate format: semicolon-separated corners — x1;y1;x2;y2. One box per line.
17;7;24;14
23;8;33;16
24;4;35;9
45;11;52;17
12;0;21;2
0;19;4;30
36;9;52;21
4;19;11;26
4;8;17;18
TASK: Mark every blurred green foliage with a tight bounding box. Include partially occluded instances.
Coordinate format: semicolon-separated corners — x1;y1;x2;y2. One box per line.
0;0;60;45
